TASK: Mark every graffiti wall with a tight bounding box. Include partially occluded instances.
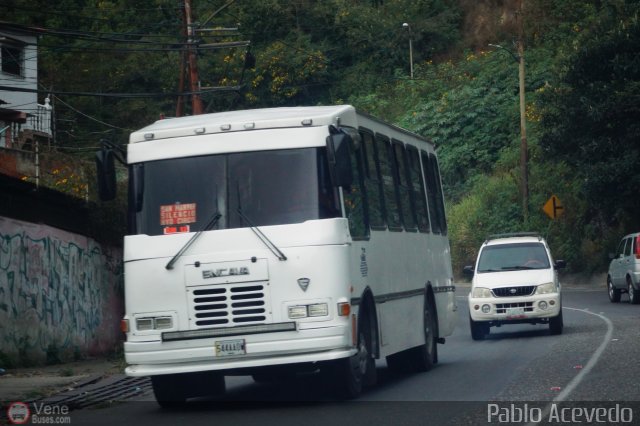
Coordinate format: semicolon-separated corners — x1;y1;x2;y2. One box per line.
0;216;123;366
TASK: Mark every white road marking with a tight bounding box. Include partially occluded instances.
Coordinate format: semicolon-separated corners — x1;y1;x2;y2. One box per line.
552;307;613;401
527;306;614;426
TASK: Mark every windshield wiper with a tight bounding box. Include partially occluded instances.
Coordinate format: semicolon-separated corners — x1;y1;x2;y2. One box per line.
236;207;287;261
165;212;222;270
501;265;535;270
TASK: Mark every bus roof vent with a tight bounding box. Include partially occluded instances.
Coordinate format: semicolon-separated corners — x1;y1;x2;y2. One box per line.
220;124;231;131
194;127;206;134
301;119;313;126
143;133;154;140
244;122;255;129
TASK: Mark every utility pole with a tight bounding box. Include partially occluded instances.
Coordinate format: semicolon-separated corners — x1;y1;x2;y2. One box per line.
184;0;203;115
517;0;528;223
175;0;248;116
175;0;187;117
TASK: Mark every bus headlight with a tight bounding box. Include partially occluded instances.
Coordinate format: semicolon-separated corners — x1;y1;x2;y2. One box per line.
288;306;308;319
288;303;330;319
308;303;328;317
135;316;173;331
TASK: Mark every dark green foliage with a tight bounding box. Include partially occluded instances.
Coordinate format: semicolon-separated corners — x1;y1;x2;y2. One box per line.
539;1;640;232
0;350;15;369
2;0;638;274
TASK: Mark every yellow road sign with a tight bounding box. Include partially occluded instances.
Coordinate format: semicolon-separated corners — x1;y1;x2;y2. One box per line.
543;195;564;219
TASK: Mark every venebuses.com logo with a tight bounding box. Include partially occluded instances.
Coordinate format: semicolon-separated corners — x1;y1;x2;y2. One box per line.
6;401;72;424
6;402;30;425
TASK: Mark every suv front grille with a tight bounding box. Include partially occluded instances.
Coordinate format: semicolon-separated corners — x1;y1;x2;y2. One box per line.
492;286;536;297
188;283;270;328
495;302;534;314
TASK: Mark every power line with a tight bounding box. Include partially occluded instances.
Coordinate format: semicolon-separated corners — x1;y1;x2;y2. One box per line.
52;95;131;131
0;84;243;98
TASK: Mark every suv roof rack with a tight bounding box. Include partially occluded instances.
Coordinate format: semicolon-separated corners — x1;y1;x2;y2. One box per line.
485;232;543;242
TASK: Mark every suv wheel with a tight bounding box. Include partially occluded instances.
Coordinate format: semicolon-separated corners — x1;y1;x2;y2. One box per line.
549;310;563;335
628;277;640;304
469;317;488;340
608;277;621;303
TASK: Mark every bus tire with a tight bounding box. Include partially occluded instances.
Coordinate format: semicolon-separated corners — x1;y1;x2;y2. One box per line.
408;293;438;372
361;307;378;387
152;371;225;408
326;314;374;399
152;375;187;408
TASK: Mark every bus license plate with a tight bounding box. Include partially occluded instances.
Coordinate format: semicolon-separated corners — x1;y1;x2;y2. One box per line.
215;339;246;356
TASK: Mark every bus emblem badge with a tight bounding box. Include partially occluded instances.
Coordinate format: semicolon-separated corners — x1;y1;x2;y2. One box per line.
297;278;310;292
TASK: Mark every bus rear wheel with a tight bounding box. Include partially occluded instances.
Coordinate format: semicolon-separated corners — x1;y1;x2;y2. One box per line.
407;293;438;371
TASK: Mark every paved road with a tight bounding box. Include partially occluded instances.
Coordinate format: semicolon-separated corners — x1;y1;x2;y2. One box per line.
64;283;640;425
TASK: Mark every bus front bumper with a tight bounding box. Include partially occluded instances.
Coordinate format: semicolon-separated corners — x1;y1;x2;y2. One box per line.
124;324;355;377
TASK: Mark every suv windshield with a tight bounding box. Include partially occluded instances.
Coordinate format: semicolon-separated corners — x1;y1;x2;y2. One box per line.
129;147;340;236
477;242;550;272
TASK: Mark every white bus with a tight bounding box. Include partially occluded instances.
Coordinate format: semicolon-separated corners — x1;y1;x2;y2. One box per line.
97;105;457;405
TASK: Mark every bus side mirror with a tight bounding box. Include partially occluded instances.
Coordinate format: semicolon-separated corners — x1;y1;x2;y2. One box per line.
96;148;117;201
326;133;353;188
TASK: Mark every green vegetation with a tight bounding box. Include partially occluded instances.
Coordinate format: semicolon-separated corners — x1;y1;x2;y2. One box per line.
3;0;639;274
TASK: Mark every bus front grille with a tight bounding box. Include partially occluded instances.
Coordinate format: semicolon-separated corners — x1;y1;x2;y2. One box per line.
188;282;271;328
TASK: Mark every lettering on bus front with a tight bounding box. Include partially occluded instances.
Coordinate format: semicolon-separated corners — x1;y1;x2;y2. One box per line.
202;267;250;279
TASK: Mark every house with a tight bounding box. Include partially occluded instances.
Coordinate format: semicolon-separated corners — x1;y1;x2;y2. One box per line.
0;22;52;151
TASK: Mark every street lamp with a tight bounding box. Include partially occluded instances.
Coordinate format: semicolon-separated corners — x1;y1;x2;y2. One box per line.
402;23;413;79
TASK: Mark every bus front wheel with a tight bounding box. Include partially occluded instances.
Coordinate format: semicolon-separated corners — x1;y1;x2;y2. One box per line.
152;371;225;408
325;315;374;399
152;374;187;408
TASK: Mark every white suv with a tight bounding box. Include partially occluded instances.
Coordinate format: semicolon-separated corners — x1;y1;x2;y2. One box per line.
464;233;566;340
607;232;640;304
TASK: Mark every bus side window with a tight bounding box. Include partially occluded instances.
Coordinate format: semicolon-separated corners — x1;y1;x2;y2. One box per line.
406;146;430;232
361;130;386;229
430;154;448;235
376;135;401;231
392;140;417;231
344;132;369;239
422;150;441;234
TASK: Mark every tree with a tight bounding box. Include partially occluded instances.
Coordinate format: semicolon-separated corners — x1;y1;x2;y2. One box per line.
538;2;640;231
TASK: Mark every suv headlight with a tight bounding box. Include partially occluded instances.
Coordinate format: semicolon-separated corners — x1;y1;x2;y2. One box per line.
535;282;557;294
471;287;493;298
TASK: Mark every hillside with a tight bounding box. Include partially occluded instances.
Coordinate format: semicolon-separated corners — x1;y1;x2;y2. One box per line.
2;0;639;272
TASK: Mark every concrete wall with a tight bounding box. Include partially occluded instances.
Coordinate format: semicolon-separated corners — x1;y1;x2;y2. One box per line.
0;216;123;366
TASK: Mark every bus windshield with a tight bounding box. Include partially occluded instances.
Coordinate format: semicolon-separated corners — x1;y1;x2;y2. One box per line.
129;147;341;236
